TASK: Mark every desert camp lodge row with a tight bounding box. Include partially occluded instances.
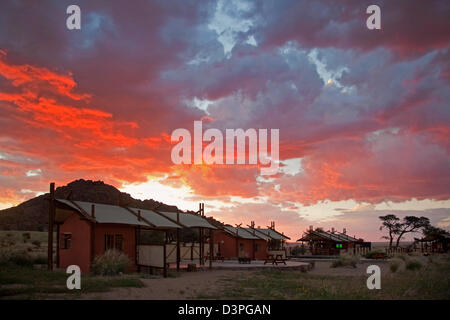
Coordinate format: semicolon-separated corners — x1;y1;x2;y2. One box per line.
49;184;290;276
48;183;374;276
296;226;372;256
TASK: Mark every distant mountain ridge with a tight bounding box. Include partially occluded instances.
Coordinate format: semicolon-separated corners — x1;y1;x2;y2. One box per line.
0;179;179;231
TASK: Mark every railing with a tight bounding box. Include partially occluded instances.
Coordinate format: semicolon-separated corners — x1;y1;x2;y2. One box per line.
385;247;409;255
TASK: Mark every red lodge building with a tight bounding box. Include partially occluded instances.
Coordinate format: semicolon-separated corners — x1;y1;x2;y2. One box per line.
54;199;183;273
50;192;290;275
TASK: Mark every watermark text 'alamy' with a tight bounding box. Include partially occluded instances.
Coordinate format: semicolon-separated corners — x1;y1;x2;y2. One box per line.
171;121;279;175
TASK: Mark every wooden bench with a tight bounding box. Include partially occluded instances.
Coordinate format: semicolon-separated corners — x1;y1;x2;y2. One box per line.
215;252;224;262
238;257;252;264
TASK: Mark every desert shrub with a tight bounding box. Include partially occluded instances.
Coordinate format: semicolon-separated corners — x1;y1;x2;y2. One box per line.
32;240;41;247
405;258;422;271
408;251;421;257
389;258;402;273
331;254;359;268
2;239;16;247
395;254;408;261
91;249;130;276
365;250;388;259
0;249;34;267
32;255;47;264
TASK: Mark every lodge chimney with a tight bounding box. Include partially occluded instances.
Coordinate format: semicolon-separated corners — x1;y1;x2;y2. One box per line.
343;228;346;234
331;227;335;233
309;225;313;231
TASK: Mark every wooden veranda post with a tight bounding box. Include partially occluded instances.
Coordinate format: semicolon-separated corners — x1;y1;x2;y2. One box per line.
163;231;168;278
199;227;203;266
198;203;203;266
56;224;60;268
136;225;141;272
209;229;213;269
176;212;180;271
47;182;55;270
90;204;96;264
252;239;255;260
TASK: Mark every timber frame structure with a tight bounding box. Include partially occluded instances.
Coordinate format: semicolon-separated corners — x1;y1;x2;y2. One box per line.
47;183;216;277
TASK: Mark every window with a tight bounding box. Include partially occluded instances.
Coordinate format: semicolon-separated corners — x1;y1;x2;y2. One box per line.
105;234;124;251
62;233;72;249
105;234;115;250
115;234;124;251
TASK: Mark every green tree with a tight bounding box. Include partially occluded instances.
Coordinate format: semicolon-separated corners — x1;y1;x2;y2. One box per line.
379;214;401;248
395;216;430;248
422;225;449;238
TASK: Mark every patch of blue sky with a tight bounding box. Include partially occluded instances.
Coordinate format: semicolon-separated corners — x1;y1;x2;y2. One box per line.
208;0;256;58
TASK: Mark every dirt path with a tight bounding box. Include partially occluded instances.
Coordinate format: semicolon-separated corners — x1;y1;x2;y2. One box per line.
79;261;390;299
80;270;250;300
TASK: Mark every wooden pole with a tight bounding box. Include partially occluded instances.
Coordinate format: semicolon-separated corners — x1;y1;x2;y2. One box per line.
47;182;55;270
176;212;180;271
90;205;95;265
56;224;60;268
209;229;213;269
252;239;255;260
163;231;168;278
136;226;140;272
199;228;203;266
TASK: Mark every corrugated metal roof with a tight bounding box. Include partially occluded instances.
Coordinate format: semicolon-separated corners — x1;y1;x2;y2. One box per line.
297;230;361;242
333;232;359;242
159;211;217;229
127;207;181;229
253;228;290;240
223;226;263;239
314;231;346;242
56;199;150;226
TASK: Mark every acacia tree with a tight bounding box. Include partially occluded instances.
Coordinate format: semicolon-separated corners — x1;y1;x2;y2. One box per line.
422;225;449;238
395;216;430;247
379;214;401;248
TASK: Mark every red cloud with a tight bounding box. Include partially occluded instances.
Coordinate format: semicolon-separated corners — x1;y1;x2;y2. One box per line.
0;0;449;215
0;51;90;101
0;53;175;195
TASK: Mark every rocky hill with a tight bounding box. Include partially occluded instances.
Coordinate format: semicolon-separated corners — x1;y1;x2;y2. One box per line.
0;179;179;231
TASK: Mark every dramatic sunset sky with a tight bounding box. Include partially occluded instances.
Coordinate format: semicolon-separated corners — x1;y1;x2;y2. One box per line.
0;0;449;241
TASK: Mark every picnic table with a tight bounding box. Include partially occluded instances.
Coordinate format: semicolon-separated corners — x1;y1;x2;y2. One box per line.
264;253;287;265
